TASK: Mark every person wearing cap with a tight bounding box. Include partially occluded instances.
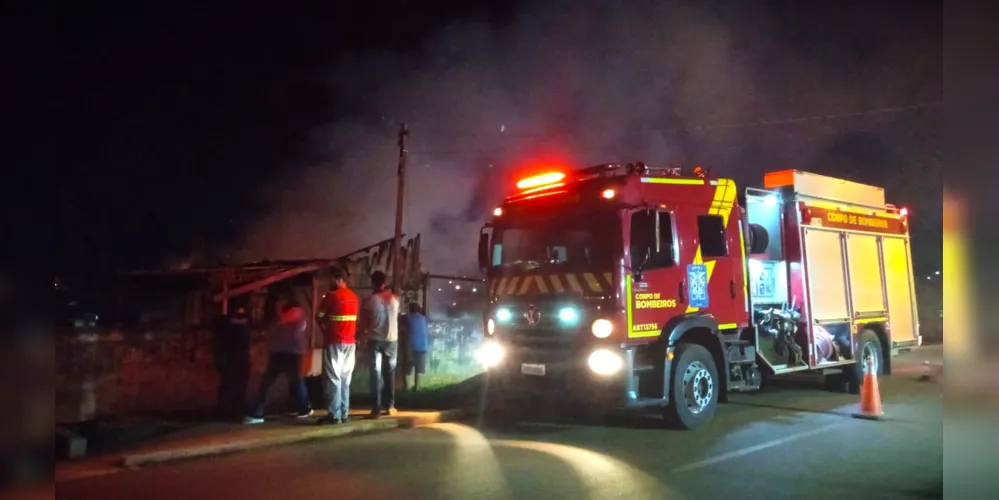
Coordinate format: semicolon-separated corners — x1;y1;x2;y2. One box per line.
212;303;252;420
315;268;359;425
363;270;401;418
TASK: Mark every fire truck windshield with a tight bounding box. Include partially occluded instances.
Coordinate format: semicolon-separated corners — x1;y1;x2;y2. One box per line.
490;209;618;271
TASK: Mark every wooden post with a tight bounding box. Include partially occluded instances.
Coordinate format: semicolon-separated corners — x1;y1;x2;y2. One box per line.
391;123;408;292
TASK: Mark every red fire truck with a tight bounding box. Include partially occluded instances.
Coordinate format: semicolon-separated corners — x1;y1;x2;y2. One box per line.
476;164;920;429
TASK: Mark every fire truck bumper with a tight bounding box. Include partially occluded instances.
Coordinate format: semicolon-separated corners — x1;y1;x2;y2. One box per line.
485;367;628;409
482;345;646;409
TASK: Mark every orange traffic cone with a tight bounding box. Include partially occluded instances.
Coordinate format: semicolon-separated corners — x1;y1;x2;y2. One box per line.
852;355;884;420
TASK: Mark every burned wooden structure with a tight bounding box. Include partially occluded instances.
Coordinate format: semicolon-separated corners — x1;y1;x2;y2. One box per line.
122;235;426;375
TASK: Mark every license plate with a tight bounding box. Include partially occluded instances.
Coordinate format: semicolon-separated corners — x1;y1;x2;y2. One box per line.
521;363;546;376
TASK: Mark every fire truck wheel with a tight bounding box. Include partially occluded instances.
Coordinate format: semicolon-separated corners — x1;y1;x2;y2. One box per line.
663;343;719;429
852;329;884;389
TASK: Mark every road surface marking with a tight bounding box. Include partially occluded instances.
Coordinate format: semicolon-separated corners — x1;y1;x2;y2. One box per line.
670;423;842;474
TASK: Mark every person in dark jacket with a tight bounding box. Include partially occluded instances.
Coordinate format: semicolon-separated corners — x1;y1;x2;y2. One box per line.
212;306;252;419
244;301;312;423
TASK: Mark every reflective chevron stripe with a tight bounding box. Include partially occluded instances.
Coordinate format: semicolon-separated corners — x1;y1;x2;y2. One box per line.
533;276;549;294
548;274;564;293
506;277;519;295
564;274;584;293
487;273;616;296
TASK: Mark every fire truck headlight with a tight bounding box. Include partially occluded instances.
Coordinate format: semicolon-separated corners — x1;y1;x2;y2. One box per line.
476;340;505;368
495;307;513;322
588;349;623;375
487;318;495;335
558;307;579;324
591;318;613;338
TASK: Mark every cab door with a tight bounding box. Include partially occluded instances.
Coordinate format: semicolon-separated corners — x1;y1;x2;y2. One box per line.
626;209;686;339
678;206;749;330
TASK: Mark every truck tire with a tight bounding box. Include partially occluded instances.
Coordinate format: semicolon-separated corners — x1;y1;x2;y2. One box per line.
662;343;719;429
827;329;884;394
852;329;884;390
748;223;769;254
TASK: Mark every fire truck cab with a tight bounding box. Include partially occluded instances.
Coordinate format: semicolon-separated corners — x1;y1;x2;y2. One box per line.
476;163;919;429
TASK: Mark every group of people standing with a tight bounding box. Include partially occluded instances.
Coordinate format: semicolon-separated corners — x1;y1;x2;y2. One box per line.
214;268;429;425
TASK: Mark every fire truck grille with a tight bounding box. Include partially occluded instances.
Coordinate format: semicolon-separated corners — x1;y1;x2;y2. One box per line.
503;328;574;349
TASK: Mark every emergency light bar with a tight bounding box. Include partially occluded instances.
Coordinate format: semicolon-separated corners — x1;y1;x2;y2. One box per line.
516;171;565;190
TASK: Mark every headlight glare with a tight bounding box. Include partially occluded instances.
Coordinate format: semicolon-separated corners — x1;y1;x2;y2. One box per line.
475;340;505;368
588;349;623;375
558;307;579;323
495;307;513;322
591;318;613;338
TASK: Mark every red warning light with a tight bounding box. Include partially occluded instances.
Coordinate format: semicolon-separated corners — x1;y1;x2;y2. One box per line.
516;171;565;190
899;207;908;217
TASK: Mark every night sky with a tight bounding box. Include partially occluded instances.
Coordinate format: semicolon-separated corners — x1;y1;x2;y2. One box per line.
59;0;941;279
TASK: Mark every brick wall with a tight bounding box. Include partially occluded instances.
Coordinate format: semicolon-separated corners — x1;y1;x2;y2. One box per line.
56;318;487;423
55;329;274;423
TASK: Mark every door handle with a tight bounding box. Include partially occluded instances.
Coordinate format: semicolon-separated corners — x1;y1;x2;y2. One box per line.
730;280;736;299
678;279;686;303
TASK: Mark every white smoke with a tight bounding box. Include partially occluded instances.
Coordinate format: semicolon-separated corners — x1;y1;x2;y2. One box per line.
229;1;941;274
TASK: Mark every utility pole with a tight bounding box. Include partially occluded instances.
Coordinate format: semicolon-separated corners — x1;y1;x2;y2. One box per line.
392;123;409;293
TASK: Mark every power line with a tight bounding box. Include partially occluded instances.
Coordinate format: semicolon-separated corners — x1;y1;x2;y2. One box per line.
406;100;941;158
654;101;942;133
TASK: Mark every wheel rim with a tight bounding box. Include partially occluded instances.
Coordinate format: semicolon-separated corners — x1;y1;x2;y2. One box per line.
862;343;879;374
682;361;714;414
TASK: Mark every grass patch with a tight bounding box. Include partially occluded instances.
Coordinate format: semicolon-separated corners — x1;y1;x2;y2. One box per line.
305;369;485;411
345;366;481;394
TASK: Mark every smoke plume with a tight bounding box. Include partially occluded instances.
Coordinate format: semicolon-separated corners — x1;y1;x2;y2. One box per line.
230;1;941;274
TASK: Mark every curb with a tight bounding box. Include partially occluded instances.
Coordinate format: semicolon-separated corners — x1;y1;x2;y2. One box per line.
118;419;399;468
116;409;469;469
396;408;469;429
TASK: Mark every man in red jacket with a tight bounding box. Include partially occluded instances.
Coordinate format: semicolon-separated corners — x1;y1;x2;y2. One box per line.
315;268;359;425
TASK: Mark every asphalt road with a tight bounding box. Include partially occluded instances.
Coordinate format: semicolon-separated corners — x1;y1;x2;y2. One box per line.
57;348;943;500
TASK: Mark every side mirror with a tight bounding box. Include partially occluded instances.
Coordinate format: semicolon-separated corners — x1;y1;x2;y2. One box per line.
477;232;490;269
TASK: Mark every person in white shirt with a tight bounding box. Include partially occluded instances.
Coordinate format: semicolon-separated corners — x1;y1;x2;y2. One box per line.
363;271;400;418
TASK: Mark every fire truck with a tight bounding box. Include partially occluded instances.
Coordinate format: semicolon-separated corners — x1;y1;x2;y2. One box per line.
475;164;920;429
